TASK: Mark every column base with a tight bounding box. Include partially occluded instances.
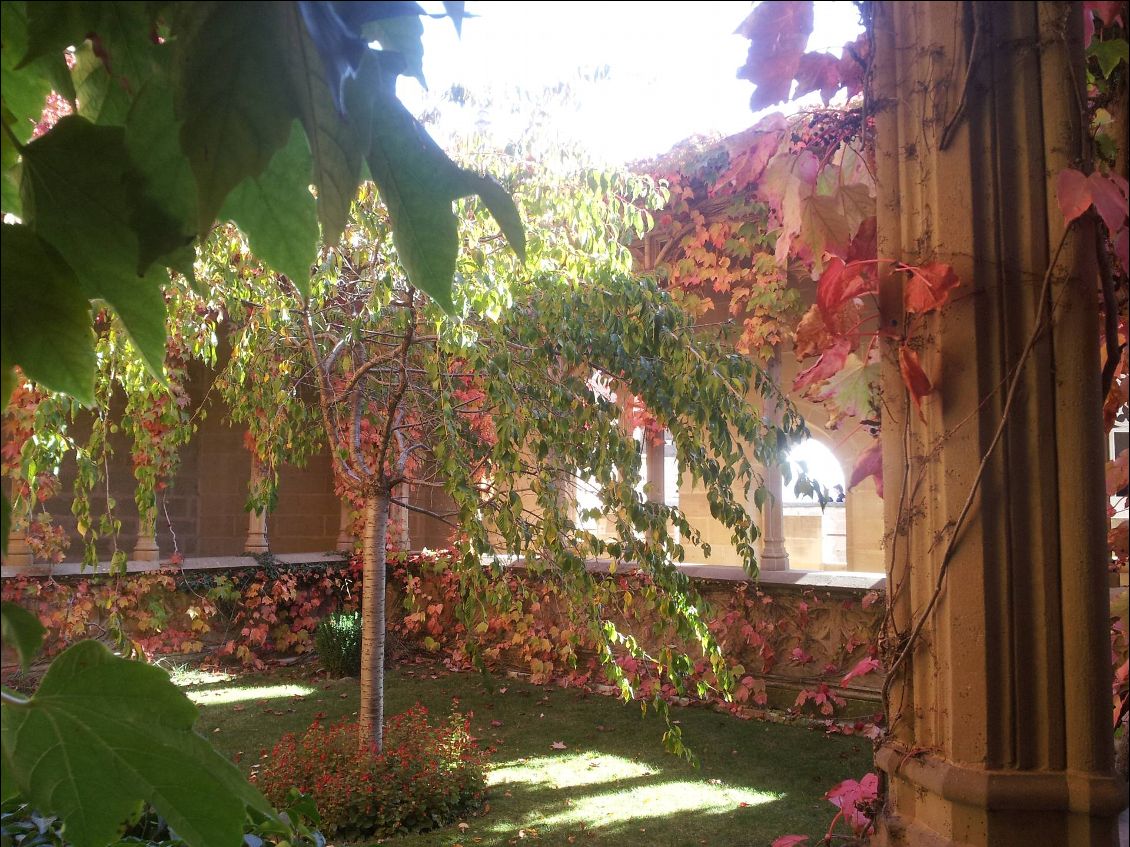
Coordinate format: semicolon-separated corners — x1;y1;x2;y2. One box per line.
759;550;790;571
132;535;160;562
876;743;1127;847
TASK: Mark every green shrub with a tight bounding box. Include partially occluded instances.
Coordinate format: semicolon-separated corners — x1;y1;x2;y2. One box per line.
253;707;486;840
314;610;362;676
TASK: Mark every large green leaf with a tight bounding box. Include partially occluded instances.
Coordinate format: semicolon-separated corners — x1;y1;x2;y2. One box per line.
124;76;197;278
281;3;364;249
0;600;44;671
71;40;132;125
364;14;426;86
221;121;318;298
1;641;272;847
19;115;168;377
172;1;296;234
0;224;95;403
347;53;525;312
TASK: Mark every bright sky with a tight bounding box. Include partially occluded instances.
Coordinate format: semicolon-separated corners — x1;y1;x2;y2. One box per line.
400;1;864;165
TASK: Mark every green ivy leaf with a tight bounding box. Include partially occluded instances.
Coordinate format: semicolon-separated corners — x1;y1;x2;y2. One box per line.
172;1;296;234
0;600;44;671
0;641;272;847
1088;38;1128;79
124;76;197;278
221;120;318;298
19;115;168;378
71;39;132;125
282;4;363;250
0;224;95;403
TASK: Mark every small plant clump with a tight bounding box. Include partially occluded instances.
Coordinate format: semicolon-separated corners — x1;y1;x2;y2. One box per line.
253;706;486;840
314;610;362;677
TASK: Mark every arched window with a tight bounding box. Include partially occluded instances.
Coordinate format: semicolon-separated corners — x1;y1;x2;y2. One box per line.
785;438;847;568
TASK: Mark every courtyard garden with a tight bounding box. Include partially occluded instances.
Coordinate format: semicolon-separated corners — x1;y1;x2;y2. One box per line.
1;2;1127;847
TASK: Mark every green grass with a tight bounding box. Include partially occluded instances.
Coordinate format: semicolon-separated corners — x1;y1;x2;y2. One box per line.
182;663;873;847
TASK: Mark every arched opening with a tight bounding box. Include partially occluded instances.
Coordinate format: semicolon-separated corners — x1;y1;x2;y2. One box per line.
785;438;847;568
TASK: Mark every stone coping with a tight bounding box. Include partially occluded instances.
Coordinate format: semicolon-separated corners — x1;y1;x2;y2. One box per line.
2;550;888;591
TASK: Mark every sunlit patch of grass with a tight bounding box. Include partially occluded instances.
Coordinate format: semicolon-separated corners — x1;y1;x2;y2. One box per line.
489;752;654;789
169;668;237;687
530;779;778;830
185;683;315;705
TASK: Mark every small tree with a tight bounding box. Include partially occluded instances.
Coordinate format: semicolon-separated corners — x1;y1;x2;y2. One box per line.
207;130;816;753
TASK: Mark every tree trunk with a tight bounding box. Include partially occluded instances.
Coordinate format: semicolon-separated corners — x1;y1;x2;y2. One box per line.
358;490;389;751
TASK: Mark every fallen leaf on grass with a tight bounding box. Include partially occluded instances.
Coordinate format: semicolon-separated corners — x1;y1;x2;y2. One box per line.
551;741;567;749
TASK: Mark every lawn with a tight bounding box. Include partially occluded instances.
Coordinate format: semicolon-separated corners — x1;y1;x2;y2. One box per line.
180;662;873;847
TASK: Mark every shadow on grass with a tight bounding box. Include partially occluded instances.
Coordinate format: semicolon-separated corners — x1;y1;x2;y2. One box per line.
184;664;871;847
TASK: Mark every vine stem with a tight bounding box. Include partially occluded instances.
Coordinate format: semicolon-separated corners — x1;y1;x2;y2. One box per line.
882;223;1072;699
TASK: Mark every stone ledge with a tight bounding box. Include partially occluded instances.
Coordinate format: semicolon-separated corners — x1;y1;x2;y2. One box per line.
1;551;348;579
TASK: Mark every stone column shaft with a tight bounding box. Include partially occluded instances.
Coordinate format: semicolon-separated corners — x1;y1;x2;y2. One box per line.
760;350;790;571
872;3;1124;845
244;459;269;554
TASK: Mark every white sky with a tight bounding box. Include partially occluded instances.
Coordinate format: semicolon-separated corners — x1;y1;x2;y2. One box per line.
399;1;864;165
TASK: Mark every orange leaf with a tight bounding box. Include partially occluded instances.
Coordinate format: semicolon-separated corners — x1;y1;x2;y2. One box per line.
903;262;960;313
898;345;932;420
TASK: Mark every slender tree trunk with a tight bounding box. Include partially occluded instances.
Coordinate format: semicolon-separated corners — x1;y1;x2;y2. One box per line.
358;490;389;751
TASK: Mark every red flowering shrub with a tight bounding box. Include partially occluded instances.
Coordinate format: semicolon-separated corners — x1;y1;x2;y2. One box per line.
253;706;486;840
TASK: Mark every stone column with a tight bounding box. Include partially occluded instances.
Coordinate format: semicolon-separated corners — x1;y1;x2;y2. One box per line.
2;522;34;570
645;434;665;506
872;3;1125;845
243;459;269;554
760;350;790;571
132;492;160;562
391;481;410;552
335;497;355;553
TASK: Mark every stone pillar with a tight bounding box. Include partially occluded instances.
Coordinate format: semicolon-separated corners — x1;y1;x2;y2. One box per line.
2;523;34;570
760;350;790;571
132;493;160;562
243;459;269;554
872;3;1125;845
335;497;355;553
645;434;665;505
391;482;410;552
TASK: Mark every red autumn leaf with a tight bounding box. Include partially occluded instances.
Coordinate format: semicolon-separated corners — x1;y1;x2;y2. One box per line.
837;33;870;99
714;114;788;193
793;337;853;391
1056;167;1091;224
816;257;877;317
846;216;876;262
1087;171;1129;233
736;0;815;110
848;441;883;497
903;261;960;313
898;345;932;420
841;657;882;685
793;51;842;102
1084;0;1125;45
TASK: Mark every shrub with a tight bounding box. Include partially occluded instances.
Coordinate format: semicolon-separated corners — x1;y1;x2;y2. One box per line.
314;610;362;676
254;706;486;840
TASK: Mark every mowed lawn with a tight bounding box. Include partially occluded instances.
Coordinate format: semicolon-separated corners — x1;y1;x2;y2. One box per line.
181;663;873;847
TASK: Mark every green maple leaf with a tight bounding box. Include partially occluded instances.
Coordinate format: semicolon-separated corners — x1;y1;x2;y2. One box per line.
1;224;95;404
221;121;319;298
18;115;169;379
1;640;272;847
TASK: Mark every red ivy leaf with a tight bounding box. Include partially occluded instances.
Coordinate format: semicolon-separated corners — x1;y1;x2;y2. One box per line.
842;656;882;686
846;216;876;262
1056;167;1091;224
1114;225;1129;271
793;336;853;391
816;257;877;317
1084;0;1126;46
848;441;883;497
898;345;932;420
1087;171;1129;233
793;51;842;102
713;114;788;194
736;0;815;110
903;261;960;313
